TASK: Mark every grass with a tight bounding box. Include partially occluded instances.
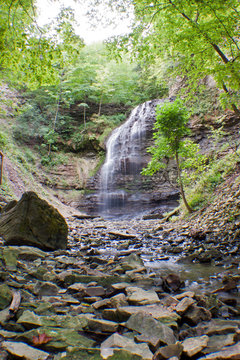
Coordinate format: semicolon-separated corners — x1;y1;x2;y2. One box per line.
180;148;240;215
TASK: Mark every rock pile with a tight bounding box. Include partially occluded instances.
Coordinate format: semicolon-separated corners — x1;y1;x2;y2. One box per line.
0;226;240;359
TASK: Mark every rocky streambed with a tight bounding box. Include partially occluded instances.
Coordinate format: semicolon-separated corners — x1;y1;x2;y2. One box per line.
0;215;240;360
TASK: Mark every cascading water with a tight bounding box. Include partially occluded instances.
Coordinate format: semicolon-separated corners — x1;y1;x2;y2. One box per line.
99;100;162;219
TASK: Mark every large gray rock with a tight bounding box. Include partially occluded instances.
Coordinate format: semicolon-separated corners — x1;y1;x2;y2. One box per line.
0;192;68;251
125;286;160;305
126;312;176;350
182;335;209;357
2;341;49;360
100;333;153;360
198;342;240;360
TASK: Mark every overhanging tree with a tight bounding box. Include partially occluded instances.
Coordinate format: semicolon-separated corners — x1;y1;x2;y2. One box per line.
104;0;240;114
142;99;196;213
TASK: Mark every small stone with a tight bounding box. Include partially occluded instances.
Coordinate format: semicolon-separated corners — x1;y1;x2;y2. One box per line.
84;286;105;297
162;274;184;293
198;342;240;360
175;291;195;300
2;341;49;360
87;318;119;333
200;319;240;336
114;305;180;326
125;286;160;305
203;334;235;354
175;297;195;315
153;343;183;360
126;312;176;350
120;253;144;271
0;284;12;310
111;282;131;290
68;282;86;292
34;282;60;297
100;333;153;360
182;335;209;357
183;305;212;325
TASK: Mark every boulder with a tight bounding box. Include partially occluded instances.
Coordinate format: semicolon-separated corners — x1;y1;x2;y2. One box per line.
0;192;68;251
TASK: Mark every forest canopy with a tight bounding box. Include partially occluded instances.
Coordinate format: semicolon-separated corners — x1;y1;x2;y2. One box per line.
99;0;240;113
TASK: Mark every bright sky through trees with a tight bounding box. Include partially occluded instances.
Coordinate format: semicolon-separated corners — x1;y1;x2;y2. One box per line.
36;0;133;44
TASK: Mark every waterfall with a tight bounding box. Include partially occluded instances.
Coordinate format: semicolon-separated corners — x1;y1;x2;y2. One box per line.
99;100;162;218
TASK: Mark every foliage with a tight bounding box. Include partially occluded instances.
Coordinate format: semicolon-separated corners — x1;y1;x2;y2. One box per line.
185;149;240;211
105;0;240;112
142;99;190;174
62;43;161;108
142;99;205;212
0;131;8;148
0;2;84;89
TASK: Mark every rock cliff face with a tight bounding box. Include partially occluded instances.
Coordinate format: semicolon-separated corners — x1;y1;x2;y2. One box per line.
78;100;179;219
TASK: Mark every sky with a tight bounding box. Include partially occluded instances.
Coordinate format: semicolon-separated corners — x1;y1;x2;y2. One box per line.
36;0;133;44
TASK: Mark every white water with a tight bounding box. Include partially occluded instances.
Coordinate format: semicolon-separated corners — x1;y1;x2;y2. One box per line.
99;100;161;218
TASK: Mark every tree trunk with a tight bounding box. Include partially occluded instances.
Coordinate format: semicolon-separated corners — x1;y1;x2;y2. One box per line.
0;151;3;185
98;94;103;117
222;83;240;117
175;151;193;213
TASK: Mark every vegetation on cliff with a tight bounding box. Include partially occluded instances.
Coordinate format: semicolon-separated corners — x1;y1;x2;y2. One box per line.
0;0;239;221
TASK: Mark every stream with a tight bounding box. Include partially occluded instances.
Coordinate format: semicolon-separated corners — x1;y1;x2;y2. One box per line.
68;217;240;308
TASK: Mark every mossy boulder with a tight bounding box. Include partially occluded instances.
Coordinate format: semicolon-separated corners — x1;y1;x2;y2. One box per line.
0;192;68;251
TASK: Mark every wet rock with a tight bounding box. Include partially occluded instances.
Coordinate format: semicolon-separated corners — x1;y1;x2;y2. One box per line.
2;340;49;360
197;249;223;263
125;312;176;350
0;192;68;251
182;335;209;357
162;274;184;293
120;253;144;271
100;333;153;360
